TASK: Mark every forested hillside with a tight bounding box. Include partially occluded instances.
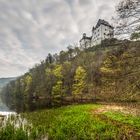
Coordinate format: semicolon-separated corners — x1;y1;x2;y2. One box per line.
0;77;16;91
1;39;140;112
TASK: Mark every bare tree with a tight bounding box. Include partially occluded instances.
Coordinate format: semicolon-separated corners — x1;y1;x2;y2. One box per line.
114;0;140;36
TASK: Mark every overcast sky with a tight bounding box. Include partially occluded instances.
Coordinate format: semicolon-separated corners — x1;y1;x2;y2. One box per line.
0;0;121;78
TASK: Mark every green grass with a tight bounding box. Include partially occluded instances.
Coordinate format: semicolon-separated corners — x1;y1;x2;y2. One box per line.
23;104;140;140
104;111;140;130
1;104;140;140
24;104;106;140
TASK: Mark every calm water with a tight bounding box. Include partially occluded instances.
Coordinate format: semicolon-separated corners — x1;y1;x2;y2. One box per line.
0;111;16;116
0;101;16;116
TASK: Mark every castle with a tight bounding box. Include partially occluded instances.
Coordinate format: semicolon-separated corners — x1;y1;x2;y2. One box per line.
80;19;114;48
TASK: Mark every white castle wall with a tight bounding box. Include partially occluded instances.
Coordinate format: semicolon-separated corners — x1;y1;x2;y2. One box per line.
80;20;114;48
91;24;114;46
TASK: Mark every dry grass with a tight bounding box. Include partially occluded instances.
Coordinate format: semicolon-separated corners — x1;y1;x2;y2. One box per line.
93;104;140;116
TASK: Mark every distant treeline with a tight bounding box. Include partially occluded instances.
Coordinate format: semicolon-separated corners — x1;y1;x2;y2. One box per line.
1;39;140;112
0;77;16;91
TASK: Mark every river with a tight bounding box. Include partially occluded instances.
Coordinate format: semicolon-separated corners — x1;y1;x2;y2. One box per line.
0;101;16;116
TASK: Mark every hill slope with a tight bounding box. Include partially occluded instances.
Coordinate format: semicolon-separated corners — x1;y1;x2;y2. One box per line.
1;39;140;112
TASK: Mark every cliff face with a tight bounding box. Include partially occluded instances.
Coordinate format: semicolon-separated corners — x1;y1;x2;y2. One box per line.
1;40;140;112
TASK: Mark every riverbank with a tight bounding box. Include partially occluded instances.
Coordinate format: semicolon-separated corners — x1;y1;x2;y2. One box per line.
0;103;140;140
22;104;140;139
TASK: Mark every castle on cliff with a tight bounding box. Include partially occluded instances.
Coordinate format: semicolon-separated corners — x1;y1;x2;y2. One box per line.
80;19;114;48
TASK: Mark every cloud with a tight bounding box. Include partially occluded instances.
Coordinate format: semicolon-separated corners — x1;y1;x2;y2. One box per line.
0;0;120;77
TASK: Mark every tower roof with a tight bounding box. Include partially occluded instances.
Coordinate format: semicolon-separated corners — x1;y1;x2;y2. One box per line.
79;33;91;42
93;19;114;30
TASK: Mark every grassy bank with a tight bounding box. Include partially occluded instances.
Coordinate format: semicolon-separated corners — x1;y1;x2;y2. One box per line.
0;104;140;140
24;104;140;140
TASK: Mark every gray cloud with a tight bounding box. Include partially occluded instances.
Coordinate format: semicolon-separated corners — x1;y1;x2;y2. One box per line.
0;0;120;77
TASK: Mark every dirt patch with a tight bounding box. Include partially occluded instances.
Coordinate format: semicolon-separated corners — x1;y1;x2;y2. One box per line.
93;105;140;116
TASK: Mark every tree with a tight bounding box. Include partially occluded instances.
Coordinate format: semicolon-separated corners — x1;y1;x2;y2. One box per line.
24;75;32;93
46;53;54;64
72;66;87;101
52;81;63;98
13;79;25;112
130;32;140;40
59;51;68;63
114;0;140;36
52;65;64;105
45;68;55;106
62;62;73;95
24;74;35;111
67;45;74;60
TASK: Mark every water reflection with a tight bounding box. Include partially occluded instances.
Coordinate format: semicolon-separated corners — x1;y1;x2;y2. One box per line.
0;111;16;116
